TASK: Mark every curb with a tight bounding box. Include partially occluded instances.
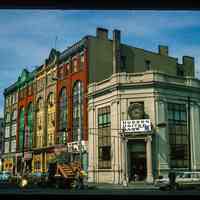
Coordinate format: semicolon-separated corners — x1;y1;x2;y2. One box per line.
87;184;160;190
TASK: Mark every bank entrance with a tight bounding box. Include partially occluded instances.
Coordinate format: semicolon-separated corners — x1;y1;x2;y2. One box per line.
128;140;147;181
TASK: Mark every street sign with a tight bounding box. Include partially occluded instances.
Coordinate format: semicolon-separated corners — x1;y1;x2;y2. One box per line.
121;119;151;133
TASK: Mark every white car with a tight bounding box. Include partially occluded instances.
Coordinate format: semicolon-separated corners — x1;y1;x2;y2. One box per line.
155;171;200;190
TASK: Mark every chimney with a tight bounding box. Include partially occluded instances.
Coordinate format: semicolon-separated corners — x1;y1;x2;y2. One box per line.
158;45;168;56
113;29;121;74
96;27;108;40
183;56;195;76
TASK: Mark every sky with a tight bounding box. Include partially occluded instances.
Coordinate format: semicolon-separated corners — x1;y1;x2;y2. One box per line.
0;10;200;117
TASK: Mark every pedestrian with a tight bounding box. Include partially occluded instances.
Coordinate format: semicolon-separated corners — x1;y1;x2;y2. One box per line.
168;170;176;190
74;169;80;189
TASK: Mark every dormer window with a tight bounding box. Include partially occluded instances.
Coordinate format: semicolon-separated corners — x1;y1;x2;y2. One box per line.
145;60;151;71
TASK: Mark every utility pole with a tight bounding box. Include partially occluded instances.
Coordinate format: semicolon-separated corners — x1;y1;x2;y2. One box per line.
188;96;191;171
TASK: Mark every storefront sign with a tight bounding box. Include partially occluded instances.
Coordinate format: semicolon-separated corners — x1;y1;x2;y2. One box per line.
121;119;151;133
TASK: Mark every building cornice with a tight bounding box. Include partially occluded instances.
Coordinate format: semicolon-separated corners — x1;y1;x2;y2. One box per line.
88;71;200;99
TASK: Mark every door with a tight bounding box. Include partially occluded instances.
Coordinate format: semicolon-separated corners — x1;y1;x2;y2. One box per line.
130;152;146;181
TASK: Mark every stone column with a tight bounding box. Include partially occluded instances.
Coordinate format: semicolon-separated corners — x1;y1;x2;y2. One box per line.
87;105;95;183
146;135;153;183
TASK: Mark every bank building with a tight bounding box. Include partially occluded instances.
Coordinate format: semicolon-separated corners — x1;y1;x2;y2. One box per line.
87;29;200;184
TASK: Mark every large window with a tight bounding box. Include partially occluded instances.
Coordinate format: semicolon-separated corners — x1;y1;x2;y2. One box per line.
36;98;43;148
5;113;10;123
72;81;83;142
27;102;33;149
58;88;67;144
11;110;17;136
47;93;55;146
19;108;25;151
168;103;188;168
5;126;10;138
11;123;16;136
98;106;111;169
11;139;16;153
4;141;9;153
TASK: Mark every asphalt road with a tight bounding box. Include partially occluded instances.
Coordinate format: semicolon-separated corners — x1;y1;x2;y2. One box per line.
0;187;200;196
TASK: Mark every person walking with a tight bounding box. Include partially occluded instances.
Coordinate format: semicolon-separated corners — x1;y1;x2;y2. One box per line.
168;170;176;190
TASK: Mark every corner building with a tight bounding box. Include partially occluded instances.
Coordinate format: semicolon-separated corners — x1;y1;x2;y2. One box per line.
87;29;200;184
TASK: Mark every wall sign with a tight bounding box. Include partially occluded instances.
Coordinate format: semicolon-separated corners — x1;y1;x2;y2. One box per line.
121;119;151;133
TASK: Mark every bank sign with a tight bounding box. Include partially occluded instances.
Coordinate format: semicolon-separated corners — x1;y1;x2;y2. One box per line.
121;119;151;133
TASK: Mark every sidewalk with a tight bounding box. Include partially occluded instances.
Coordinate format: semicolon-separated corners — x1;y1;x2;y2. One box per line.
88;181;159;190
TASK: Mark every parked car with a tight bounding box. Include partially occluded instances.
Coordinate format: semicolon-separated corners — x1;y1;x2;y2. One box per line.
155;171;200;190
0;171;12;183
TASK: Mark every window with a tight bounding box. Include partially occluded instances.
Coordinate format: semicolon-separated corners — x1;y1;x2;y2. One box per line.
4;141;9;153
5;113;10;123
72;81;83;142
12;95;15;104
80;54;84;69
47;93;55;146
66;63;70;74
12;110;17;121
98;106;111;169
11;140;16;152
58;88;67;144
36;98;43;148
5;126;10;138
27;102;33;149
168;103;188;168
11;123;16;136
145;60;151;71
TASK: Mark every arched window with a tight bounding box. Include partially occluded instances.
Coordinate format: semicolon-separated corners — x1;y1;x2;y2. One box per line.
72;81;83;141
58;88;67;144
36;97;43;148
19;108;25;151
47;92;55;146
27;102;33;149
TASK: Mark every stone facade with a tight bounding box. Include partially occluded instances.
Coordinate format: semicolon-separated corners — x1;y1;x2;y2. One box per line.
88;72;200;184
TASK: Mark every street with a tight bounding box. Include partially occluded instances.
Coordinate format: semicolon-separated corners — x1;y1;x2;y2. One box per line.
0;186;200;196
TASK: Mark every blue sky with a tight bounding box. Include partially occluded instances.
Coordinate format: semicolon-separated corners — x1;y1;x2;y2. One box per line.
1;10;200;117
